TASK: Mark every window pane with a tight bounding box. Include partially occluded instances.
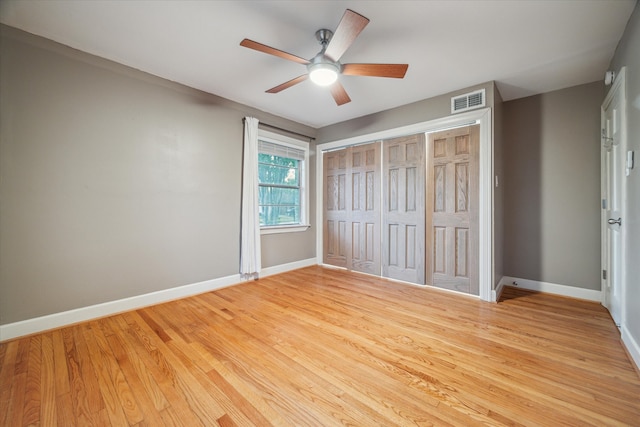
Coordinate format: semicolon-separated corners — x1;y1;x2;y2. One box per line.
259;183;300;226
259;205;300;226
258;154;299;187
259;186;300;206
257;139;306;229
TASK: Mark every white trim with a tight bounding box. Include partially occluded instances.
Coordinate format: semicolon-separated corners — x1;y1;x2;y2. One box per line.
621;325;640;373
492;279;505;303
316;110;484;152
260;257;317;277
258;129;309;149
600;66;627;329
478;110;493;302
315;108;493;301
258;129;310;233
0;258;317;342
498;276;601;302
260;224;310;235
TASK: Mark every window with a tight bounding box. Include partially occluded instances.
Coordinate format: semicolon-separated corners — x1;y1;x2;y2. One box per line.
258;130;310;234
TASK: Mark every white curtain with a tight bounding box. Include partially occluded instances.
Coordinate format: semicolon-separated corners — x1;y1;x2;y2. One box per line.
240;117;261;279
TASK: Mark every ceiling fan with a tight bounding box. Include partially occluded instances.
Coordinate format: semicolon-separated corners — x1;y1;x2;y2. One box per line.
240;9;409;106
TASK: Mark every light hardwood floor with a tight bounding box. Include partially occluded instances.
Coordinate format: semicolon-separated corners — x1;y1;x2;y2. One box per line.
1;266;639;426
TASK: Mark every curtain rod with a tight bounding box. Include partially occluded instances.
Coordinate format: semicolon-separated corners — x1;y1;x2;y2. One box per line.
242;118;315;141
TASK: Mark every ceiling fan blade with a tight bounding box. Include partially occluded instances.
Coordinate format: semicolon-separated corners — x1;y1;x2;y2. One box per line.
329;81;351;106
324;9;369;62
342;63;409;78
240;39;310;65
266;74;309;93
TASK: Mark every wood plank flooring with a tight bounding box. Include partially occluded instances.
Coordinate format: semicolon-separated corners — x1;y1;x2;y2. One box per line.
1;266;639;426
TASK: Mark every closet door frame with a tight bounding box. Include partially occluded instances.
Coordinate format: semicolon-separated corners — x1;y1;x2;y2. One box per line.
316;108;493;302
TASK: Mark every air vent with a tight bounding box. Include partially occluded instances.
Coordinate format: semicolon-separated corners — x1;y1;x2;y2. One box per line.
451;89;486;114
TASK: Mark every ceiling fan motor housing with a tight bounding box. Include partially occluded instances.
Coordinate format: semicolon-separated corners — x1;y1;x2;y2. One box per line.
315;29;333;48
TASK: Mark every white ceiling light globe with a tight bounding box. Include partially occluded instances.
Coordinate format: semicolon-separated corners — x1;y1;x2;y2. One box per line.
309;63;338;86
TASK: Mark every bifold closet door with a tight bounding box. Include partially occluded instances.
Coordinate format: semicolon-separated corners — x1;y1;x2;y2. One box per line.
349;143;381;275
382;134;426;285
426;125;480;295
324;149;348;268
323;143;381;275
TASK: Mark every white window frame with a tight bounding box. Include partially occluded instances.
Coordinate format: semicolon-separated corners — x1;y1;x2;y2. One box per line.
258;129;310;235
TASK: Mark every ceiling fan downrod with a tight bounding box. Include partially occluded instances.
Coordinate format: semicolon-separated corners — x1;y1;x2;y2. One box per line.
315;29;333;51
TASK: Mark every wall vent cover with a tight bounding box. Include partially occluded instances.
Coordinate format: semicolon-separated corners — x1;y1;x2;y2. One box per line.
451;89;486;114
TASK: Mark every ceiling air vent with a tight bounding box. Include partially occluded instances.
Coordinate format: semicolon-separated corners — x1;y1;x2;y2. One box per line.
451;89;486;114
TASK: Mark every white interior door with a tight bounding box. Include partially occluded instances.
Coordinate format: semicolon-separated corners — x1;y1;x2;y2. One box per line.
601;69;627;328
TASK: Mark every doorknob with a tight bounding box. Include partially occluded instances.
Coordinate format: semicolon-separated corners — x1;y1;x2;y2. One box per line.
608;217;622;226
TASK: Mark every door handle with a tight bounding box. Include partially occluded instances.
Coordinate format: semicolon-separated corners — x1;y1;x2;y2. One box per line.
608;217;622;226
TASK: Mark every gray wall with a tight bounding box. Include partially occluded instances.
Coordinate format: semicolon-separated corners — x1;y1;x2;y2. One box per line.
503;81;604;290
609;3;640;353
316;82;495;144
0;25;316;325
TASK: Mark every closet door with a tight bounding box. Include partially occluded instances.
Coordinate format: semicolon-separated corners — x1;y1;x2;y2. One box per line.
323;143;381;274
426;125;480;294
349;143;381;275
382;134;426;285
323;149;348;268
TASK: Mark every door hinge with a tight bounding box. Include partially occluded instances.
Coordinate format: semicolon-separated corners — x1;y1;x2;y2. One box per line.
602;199;607;209
603;269;607;280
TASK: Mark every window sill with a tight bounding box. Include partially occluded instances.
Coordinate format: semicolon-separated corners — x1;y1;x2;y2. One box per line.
260;224;311;235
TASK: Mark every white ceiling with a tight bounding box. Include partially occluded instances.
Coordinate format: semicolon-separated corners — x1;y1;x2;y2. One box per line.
0;0;636;128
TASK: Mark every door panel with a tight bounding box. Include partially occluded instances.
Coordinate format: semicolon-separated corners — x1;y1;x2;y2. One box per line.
350;142;381;274
324;149;348;267
427;126;479;294
323;143;381;275
382;134;425;285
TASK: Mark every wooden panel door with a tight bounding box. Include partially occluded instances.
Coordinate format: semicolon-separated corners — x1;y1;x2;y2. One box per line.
382;134;426;285
324;148;348;268
349;143;381;275
426;125;480;294
323;143;381;274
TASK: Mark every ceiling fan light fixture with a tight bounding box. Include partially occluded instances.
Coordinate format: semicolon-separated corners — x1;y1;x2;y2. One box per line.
241;9;407;105
309;63;339;86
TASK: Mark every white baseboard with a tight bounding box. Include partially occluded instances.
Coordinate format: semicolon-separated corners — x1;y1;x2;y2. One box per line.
492;280;505;302
498;276;601;301
622;325;640;373
260;258;317;277
0;258;317;342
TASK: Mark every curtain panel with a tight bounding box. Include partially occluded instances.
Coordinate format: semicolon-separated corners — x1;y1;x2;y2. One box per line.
240;117;261;279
